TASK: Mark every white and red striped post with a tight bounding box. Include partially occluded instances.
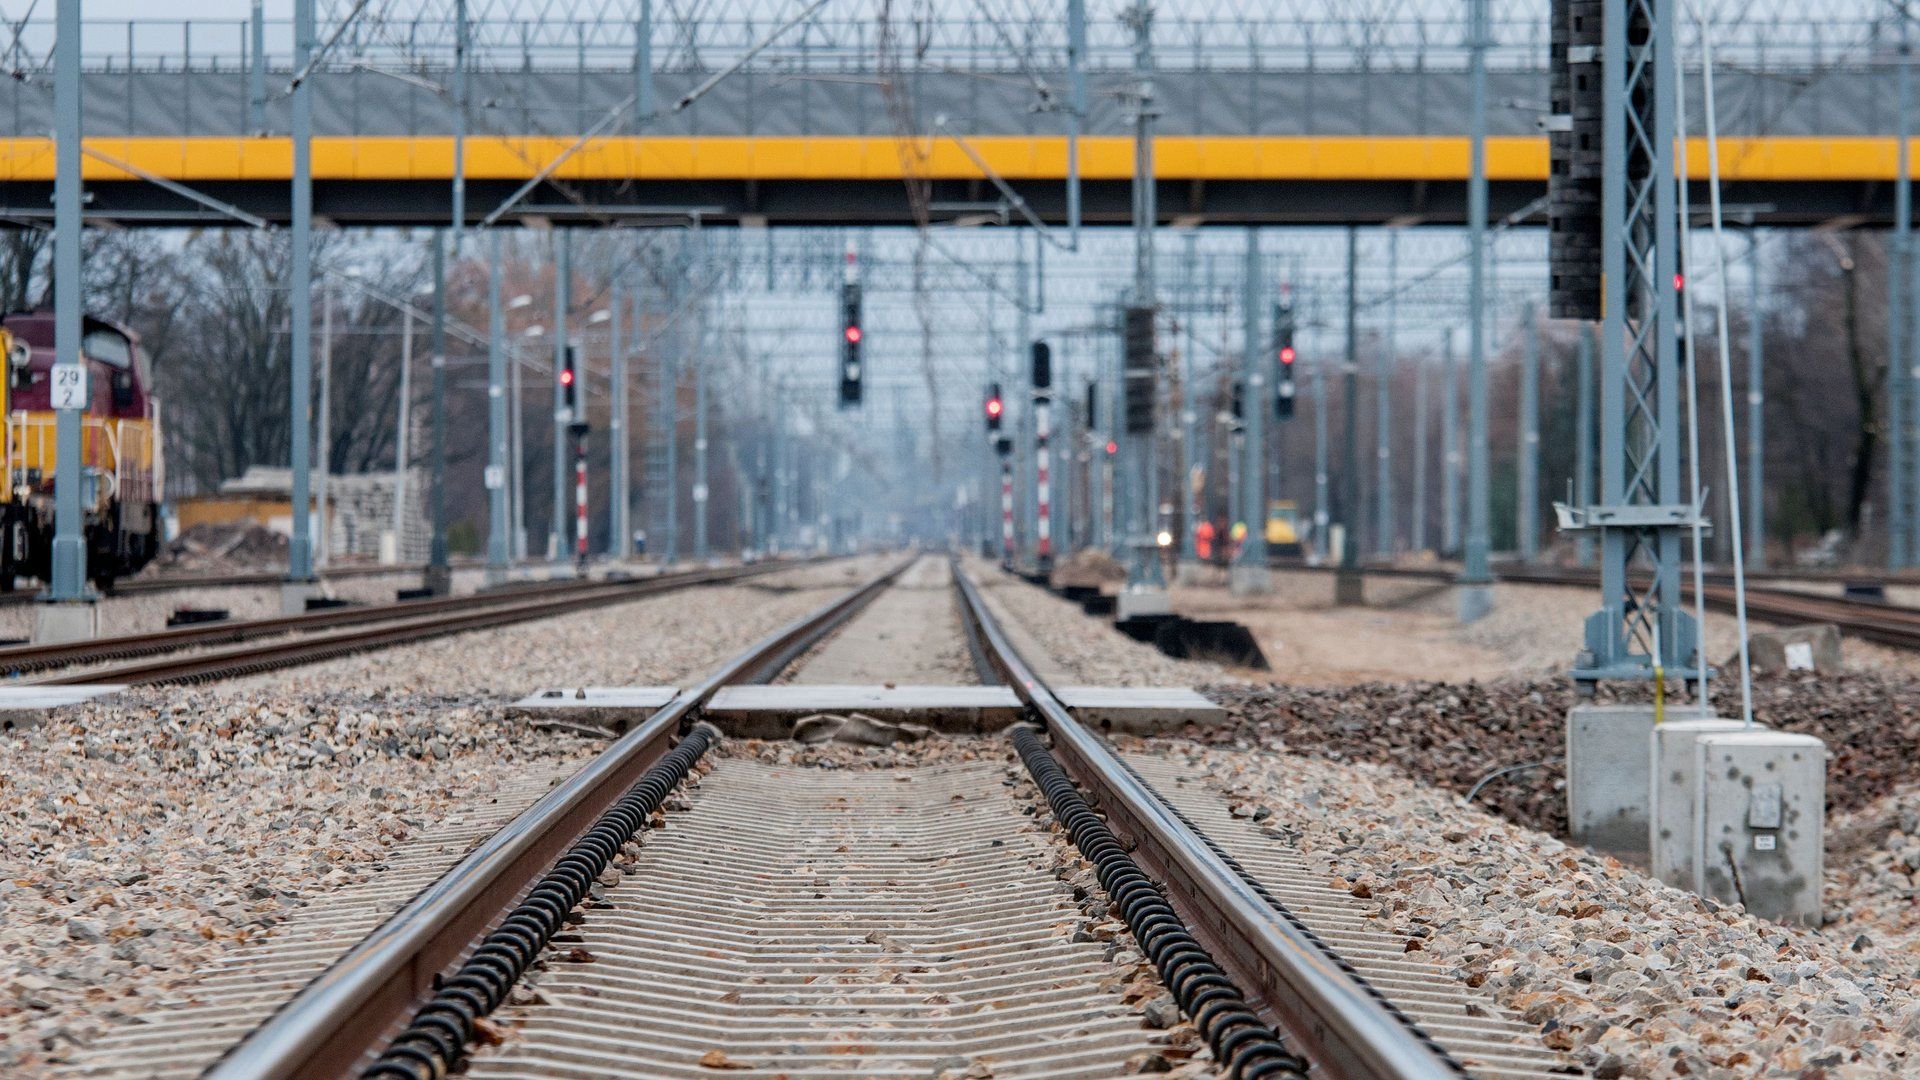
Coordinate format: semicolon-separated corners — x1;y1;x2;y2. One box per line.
1035;395;1052;571
1000;456;1015;567
573;435;589;570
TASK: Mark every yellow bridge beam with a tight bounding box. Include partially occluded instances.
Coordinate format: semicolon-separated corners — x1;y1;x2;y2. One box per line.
0;134;1899;183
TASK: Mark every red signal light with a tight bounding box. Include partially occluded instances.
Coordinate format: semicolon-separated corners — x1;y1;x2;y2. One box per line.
1105;440;1118;455
844;325;862;344
1673;272;1685;291
985;397;1003;418
559;369;575;386
1279;345;1296;365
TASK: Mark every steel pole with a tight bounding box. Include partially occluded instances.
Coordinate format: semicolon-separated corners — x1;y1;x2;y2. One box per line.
1518;301;1540;561
1575;325;1596;566
1179;231;1198;565
427;230;449;590
487;232;509;580
1066;0;1087;248
247;0;266;134
450;0;466;244
287;0;315;588
392;305;412;558
663;264;679;565
693;225;709;563
510;317;526;561
48;0;85;606
1375;229;1397;557
1442;327;1460;554
635;0;653;125
1314;316;1330;561
1234;227;1269;590
1412;337;1429;553
610;272;629;563
317;280;332;568
1893;21;1912;568
1460;0;1494;621
1125;3;1162;593
1335;227;1363;603
551;231;570;562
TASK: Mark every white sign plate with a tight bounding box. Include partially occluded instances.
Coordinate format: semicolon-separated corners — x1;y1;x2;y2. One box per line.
50;365;87;410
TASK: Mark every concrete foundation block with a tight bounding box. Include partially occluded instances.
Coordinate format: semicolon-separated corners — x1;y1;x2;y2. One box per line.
1227;564;1271;595
1457;582;1494;624
1115;586;1172;621
32;600;98;645
280;580;319;616
421;563;453;597
1567;703;1713;853
1333;569;1365;606
1649;718;1753;885
1749;623;1842;675
1694;731;1826;925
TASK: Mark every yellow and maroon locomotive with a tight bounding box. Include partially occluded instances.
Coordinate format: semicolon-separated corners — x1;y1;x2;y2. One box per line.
0;310;163;589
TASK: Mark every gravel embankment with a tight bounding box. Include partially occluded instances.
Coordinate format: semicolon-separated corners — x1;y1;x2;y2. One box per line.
1202;671;1920;839
1824;784;1920;957
966;559;1233;687
1149;739;1920;1079
0;557;883;1076
236;558;883;695
0;689;596;1075
788;556;976;685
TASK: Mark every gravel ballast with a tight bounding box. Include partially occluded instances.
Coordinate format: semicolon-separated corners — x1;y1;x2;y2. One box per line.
0;558;884;1076
0;689;595;1075
1147;739;1920;1079
1203;671;1920;839
237;558;883;695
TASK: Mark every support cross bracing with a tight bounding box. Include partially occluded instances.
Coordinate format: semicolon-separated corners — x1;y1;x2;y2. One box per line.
1570;0;1702;686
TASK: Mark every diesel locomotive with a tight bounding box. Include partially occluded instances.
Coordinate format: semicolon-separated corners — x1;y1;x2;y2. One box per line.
0;310;163;590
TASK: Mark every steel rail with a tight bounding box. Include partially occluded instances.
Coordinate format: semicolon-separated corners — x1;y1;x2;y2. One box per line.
951;561;1463;1080
3;563;794;679
204;556;912;1080
0;561;409;608
1275;560;1920;652
33;569;758;686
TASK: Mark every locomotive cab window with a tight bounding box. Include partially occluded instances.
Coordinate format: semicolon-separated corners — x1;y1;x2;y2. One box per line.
83;328;132;369
86;327;137;407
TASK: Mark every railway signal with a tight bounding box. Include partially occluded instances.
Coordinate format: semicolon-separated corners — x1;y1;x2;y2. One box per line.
1030;340;1052;390
838;278;863;408
1274;292;1298;420
561;345;590;570
985;383;1004;433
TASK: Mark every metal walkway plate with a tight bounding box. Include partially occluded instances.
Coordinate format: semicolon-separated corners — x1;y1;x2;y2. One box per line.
702;684;1023;737
700;684;1226;739
1054;686;1226;734
507;687;680;733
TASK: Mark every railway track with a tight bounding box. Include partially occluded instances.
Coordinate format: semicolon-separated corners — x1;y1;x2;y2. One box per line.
69;555;1573;1078
0;562;418;607
14;561;807;685
1280;560;1920;653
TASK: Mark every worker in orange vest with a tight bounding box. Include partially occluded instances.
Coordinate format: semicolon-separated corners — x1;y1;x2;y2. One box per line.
1195;519;1216;562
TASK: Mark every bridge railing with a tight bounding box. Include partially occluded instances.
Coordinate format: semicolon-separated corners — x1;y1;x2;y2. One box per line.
0;4;1896;78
